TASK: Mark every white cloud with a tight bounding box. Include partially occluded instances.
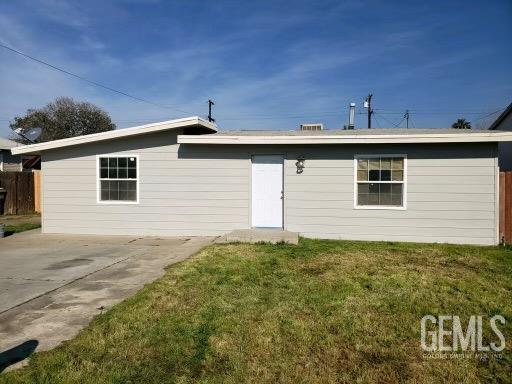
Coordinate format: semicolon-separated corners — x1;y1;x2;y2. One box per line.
34;0;90;28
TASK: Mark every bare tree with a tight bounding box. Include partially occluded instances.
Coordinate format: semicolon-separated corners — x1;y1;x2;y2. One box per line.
10;97;116;143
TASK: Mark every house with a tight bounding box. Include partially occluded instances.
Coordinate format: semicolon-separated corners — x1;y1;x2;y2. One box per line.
489;102;512;171
0;138;22;172
11;116;512;245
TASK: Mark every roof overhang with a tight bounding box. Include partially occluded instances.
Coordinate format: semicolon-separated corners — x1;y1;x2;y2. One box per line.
178;131;512;145
489;103;512;130
12;116;217;155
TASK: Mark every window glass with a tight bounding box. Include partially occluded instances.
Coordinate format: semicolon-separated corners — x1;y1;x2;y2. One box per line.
99;156;137;202
356;156;405;207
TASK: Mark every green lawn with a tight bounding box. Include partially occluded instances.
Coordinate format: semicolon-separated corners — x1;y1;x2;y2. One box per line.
3;222;41;236
2;239;511;383
0;214;41;236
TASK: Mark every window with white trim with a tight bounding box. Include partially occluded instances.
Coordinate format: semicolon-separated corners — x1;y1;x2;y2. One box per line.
356;156;405;207
99;156;137;202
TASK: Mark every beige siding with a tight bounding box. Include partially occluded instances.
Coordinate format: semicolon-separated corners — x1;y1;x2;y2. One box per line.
42;131;250;236
283;143;497;245
41;132;498;245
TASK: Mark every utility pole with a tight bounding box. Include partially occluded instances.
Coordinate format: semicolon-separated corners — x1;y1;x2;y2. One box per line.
208;99;215;123
364;94;373;128
404;109;410;128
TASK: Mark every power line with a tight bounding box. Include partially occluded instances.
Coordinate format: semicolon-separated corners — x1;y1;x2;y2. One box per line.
473;108;506;122
1;41;507;123
395;118;406;128
373;108;505;113
373;112;403;128
0;42;193;115
219;115;341;121
373;111;500;116
373;114;382;128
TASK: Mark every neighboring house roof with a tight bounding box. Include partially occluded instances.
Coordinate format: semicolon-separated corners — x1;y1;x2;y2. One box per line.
489;103;512;130
178;128;512;145
0;137;20;150
12;117;217;155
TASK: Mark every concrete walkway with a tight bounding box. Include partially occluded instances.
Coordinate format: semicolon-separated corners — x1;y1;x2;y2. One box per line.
0;230;213;368
215;229;299;244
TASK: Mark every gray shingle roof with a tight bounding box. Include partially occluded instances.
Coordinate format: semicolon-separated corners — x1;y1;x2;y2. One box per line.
213;128;497;136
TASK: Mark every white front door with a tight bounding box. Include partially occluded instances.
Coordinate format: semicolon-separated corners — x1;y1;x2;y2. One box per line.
251;155;283;228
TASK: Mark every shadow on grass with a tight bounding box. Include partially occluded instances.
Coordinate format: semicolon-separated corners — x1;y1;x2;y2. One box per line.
0;340;38;373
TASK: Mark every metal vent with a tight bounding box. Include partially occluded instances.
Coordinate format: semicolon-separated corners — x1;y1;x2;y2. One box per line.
300;123;323;131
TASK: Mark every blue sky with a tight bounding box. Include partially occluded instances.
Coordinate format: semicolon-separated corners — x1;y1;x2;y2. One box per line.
0;0;511;137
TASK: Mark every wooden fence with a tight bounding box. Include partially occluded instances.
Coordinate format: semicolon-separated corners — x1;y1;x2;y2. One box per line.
0;171;38;215
34;170;41;213
500;172;512;245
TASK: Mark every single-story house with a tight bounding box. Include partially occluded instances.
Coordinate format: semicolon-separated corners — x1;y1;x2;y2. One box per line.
489;102;512;171
0;137;22;172
11;116;512;245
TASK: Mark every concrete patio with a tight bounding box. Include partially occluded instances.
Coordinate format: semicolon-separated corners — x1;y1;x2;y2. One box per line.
0;230;213;369
215;229;299;245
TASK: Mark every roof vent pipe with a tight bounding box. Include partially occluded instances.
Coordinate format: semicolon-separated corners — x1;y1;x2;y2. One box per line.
347;103;356;130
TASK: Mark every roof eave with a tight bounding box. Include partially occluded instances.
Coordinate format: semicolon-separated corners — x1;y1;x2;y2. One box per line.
177;132;512;145
11;116;217;155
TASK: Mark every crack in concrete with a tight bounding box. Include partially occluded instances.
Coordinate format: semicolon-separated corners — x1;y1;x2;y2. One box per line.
0;277;68;283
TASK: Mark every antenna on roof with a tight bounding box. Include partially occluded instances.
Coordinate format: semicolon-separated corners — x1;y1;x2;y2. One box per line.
208;99;215;123
13;127;42;143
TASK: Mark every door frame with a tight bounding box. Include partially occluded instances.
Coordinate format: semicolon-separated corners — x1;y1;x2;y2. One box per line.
250;154;285;229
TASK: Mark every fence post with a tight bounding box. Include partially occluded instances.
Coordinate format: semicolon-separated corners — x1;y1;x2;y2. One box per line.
500;172;505;243
34;170;41;213
507;173;512;244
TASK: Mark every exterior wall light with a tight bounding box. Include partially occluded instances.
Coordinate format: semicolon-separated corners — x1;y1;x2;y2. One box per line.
296;156;305;174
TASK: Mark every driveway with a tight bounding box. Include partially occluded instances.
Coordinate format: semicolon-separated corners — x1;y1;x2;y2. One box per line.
0;230;212;367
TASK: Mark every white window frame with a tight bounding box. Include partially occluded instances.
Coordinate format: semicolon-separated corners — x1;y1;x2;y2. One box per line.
96;154;140;205
353;154;407;210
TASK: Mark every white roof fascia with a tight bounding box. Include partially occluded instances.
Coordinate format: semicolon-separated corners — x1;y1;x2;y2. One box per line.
12;116;217;155
177;131;512;145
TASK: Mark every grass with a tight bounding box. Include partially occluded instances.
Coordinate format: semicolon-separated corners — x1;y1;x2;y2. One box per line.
1;239;511;383
3;222;41;236
0;214;41;236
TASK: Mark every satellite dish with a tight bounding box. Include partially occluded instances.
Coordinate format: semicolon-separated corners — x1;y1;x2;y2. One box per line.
14;127;42;143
